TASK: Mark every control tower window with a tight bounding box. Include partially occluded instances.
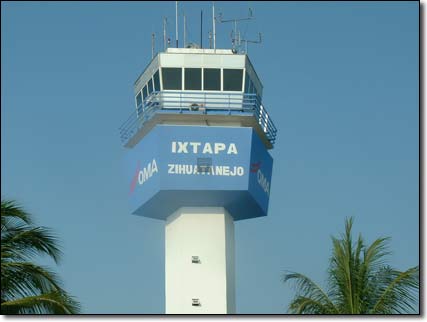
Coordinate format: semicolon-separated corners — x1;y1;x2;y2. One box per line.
244;73;251;93
248;80;254;94
203;68;220;91
136;92;142;112
223;69;243;91
162;68;182;90
148;78;153;95
153;70;160;91
245;73;257;96
142;85;148;100
250;80;258;96
185;68;202;90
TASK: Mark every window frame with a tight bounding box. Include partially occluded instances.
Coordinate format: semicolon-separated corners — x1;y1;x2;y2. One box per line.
142;85;148;100
135;91;143;113
223;68;244;92
153;70;161;92
244;72;251;93
184;68;202;91
148;78;154;95
161;67;183;90
203;68;222;92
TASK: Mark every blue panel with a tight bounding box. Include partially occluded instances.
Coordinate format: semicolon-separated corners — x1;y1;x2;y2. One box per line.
124;125;273;220
157;126;252;191
132;190;266;221
248;130;273;214
124;129;160;213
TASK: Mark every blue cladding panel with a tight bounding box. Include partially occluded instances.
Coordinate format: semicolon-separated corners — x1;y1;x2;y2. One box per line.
157;126;252;191
248;130;273;214
124;125;273;220
133;190;266;221
124;129;160;214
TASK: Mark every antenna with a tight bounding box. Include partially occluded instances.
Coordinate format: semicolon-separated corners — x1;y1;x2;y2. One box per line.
151;33;155;58
163;17;168;50
200;10;203;49
212;2;216;51
217;8;254;52
175;1;179;48
240;32;262;54
183;14;186;48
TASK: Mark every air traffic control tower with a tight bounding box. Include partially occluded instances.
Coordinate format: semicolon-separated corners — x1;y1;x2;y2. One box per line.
119;46;277;314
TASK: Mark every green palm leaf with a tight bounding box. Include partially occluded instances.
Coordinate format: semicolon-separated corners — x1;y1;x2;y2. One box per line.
283;272;338;314
371;266;419;314
1;291;80;314
2;226;62;263
1;199;80;314
284;217;419;314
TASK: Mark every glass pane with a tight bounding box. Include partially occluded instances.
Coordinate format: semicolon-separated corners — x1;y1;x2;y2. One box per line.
185;68;202;90
251;81;257;95
244;73;250;93
223;69;243;91
143;85;148;100
162;68;182;90
148;78;153;94
136;92;142;106
203;68;220;91
153;70;160;91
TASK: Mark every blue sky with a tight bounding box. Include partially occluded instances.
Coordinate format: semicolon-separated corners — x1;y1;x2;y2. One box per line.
1;1;419;314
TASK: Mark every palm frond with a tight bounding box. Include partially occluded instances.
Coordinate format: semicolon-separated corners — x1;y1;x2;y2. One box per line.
283;217;419;315
1;226;62;264
363;237;391;272
1;291;81;314
1;199;80;314
1;262;64;301
328;234;354;313
371;266;419;314
283;271;338;314
1;200;32;232
288;296;335;314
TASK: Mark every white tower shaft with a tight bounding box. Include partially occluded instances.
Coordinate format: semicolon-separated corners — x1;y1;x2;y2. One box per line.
165;207;236;314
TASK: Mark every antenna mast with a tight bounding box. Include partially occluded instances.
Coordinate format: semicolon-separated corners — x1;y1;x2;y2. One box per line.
163;17;168;50
151;33;155;58
212;2;216;51
175;1;179;48
200;10;203;49
183;14;186;48
240;32;262;54
218;8;254;52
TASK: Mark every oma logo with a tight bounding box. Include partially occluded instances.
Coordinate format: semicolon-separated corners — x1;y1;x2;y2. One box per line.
251;161;270;196
130;159;158;194
138;159;158;185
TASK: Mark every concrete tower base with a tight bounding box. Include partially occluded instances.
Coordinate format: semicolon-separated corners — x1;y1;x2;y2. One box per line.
165;207;235;314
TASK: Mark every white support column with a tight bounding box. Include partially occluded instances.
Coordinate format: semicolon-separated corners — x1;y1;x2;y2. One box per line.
165;207;235;314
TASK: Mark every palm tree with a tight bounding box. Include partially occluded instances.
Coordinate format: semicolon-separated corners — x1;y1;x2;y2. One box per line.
1;199;80;314
283;217;419;314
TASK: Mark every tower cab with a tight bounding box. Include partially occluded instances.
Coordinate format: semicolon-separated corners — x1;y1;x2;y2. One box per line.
119;47;276;150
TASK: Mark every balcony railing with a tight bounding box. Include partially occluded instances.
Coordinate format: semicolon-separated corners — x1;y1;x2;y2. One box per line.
119;91;277;147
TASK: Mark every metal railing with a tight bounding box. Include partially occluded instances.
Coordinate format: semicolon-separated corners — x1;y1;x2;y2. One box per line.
119;91;277;147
